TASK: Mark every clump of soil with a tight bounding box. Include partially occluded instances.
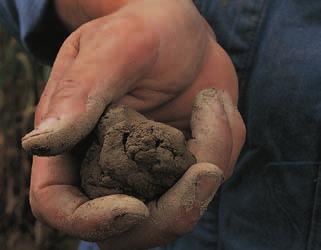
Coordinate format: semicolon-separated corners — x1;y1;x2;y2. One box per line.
80;105;196;202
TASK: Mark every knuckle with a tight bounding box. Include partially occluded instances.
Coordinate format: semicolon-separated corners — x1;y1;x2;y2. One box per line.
57;78;79;91
60;31;80;55
52;79;83;101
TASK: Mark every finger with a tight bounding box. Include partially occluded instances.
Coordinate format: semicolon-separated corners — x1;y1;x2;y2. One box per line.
30;155;149;241
102;163;223;250
34;32;80;126
219;91;246;172
187;89;233;170
22;18;159;156
188;88;246;179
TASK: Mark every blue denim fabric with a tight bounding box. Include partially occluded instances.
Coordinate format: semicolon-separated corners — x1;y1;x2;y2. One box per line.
0;0;68;64
156;0;321;249
78;241;100;250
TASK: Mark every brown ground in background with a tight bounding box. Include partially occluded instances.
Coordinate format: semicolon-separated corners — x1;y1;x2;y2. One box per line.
0;26;79;249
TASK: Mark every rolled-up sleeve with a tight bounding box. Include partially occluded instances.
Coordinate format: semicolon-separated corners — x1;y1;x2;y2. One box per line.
0;0;69;64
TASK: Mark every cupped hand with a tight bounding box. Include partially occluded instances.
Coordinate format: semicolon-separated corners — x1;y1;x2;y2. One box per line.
29;89;245;250
22;0;237;155
24;0;245;248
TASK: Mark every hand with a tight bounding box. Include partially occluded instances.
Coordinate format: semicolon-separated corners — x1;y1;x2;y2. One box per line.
22;0;238;155
29;89;245;250
24;0;245;248
54;0;136;30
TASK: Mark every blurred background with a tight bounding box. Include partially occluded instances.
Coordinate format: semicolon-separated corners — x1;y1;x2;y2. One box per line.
0;25;78;250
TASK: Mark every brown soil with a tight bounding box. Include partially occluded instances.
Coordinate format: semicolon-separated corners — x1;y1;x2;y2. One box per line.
80;105;196;202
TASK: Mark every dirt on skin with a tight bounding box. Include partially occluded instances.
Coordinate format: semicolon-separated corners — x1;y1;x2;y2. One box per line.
80;105;196;202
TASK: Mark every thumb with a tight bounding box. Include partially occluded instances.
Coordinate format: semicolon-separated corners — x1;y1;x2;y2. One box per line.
22;19;158;156
21;34;122;156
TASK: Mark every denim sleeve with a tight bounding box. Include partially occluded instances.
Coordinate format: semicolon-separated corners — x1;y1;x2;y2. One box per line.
0;0;69;64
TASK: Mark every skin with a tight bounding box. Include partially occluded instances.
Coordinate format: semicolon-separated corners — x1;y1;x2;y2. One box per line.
54;0;137;30
22;0;246;249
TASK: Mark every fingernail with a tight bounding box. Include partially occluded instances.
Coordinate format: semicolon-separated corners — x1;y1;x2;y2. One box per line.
112;213;147;233
195;173;222;204
22;118;59;141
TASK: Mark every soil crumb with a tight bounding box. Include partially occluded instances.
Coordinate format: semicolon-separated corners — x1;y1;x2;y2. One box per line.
80;105;196;202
